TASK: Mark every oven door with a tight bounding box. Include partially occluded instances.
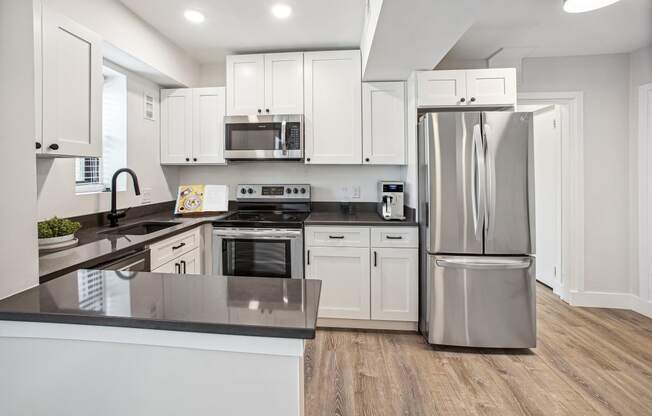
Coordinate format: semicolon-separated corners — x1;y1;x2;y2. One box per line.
224;115;303;160
212;228;303;279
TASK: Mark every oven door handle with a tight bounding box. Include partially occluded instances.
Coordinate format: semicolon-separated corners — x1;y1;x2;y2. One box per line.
213;229;302;239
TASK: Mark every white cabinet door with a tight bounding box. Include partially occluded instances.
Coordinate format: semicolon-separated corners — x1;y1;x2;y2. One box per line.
264;52;303;115
152;258;180;274
304;50;362;164
416;70;466;108
192;87;226;165
362;82;406;165
305;246;370;319
161;89;193;164
465;68;516;106
226;54;265;116
41;7;102;157
178;248;201;275
371;248;418;322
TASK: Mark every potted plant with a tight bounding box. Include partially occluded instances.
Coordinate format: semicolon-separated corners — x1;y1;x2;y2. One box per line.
37;217;82;250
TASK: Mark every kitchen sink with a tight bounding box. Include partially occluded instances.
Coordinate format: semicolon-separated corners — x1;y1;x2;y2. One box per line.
98;221;181;236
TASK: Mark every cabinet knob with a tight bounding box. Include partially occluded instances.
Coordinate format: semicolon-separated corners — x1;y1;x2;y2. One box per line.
265;109;270;113
185;157;190;162
257;109;262;114
365;157;370;162
193;157;197;162
35;142;42;149
459;97;466;103
470;97;476;102
49;143;59;150
306;158;311;162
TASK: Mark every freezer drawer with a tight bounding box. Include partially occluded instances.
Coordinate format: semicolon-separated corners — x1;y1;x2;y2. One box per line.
426;255;536;348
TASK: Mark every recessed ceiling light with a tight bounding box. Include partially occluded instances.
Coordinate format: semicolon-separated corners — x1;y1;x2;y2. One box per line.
271;3;292;19
184;9;205;24
563;0;621;13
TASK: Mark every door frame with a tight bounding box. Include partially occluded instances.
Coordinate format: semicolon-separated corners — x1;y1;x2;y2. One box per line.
518;92;584;303
638;83;652;307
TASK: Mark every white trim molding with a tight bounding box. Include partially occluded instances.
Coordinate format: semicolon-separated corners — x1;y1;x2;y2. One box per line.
638;83;652;315
518;92;584;304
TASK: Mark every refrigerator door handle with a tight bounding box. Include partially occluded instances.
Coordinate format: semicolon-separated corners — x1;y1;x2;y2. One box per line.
472;123;486;242
435;256;531;270
483;122;496;241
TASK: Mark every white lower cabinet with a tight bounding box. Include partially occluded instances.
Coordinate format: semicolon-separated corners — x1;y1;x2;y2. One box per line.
149;228;202;275
305;226;418;327
371;248;418;321
305;246;370;319
152;248;201;275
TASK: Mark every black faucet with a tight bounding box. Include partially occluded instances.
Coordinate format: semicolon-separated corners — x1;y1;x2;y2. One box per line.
107;168;141;227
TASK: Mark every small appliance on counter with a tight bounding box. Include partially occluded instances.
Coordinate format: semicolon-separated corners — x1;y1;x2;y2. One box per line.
378;181;406;221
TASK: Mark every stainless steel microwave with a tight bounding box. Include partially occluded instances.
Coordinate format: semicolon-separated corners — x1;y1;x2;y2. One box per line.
224;115;303;161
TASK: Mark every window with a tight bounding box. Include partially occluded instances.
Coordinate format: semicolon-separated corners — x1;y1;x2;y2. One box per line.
75;64;127;194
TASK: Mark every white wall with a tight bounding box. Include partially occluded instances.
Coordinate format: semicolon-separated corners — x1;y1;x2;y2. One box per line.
0;0;39;298
36;65;179;220
198;62;226;87
628;45;652;297
520;54;631;294
178;164;403;202
46;0;200;87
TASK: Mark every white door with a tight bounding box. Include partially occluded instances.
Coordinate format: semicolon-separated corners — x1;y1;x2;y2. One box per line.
179;248;201;275
465;68;516;106
226;54;265;116
264;52;303;115
371;248;418;321
533;105;562;289
192;87;226;165
362;82;406;165
304;50;362;164
416;70;466;107
305;246;370;319
41;7;102;157
161;89;193;164
640;83;652;304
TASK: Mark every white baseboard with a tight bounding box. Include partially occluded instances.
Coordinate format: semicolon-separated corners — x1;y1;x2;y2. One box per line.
568;290;652;318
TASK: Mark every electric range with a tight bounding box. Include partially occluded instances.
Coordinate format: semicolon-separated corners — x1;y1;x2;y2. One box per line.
212;184;311;279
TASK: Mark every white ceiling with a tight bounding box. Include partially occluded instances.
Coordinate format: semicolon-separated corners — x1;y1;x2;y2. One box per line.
120;0;365;63
445;0;652;61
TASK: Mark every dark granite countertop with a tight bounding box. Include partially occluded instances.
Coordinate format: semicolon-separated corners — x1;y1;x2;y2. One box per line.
39;209;232;283
0;269;321;339
305;203;417;226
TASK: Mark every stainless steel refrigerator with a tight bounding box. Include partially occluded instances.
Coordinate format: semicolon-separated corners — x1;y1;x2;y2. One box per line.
418;111;536;348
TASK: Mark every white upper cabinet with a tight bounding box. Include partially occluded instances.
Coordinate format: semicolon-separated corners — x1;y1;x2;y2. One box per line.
264;52;303;115
362;81;406;165
417;68;516;108
161;87;226;165
304;50;362;164
226;52;302;116
192;87;226;164
226;54;265;116
40;6;102;157
161;89;193;164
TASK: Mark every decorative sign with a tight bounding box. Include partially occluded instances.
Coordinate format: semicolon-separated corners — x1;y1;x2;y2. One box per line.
175;185;228;215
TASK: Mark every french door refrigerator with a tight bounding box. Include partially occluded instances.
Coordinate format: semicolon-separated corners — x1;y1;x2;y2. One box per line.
418;111;536;348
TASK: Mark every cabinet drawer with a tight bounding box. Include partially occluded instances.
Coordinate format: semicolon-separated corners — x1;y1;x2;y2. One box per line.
371;227;418;248
305;226;370;247
149;227;201;270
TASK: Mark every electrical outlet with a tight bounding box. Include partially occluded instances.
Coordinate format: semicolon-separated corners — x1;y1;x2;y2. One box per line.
141;187;152;205
352;186;361;199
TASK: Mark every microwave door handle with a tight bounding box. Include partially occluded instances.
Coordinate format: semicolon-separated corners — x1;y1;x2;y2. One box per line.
281;120;287;152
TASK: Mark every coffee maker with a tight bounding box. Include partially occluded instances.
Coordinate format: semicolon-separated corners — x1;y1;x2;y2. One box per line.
378;181;405;220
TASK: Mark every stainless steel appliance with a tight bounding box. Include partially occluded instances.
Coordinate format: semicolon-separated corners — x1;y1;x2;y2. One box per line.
378;181;406;220
224;115;303;160
212;184;310;279
418;111;536;348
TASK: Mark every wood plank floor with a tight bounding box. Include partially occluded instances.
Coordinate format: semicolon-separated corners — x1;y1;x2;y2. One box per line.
304;284;652;416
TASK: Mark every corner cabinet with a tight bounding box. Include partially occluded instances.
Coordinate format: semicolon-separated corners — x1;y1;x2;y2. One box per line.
37;5;103;157
161;87;226;165
362;81;406;165
226;52;303;116
417;68;516;108
304;50;362;165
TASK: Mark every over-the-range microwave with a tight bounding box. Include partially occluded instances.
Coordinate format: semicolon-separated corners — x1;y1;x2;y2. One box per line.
224;115;303;161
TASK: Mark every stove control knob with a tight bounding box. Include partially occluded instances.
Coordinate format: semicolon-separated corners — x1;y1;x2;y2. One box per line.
286;188;292;194
300;188;306;194
293;188;298;194
240;188;247;195
247;188;254;194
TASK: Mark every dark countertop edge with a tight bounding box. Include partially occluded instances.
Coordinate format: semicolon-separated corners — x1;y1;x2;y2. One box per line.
303;219;418;227
0;312;316;340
